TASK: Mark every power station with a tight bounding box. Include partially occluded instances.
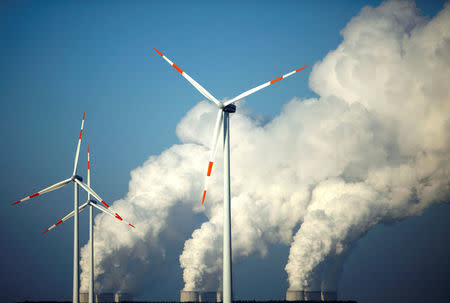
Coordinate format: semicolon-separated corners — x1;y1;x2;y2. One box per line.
180;291;223;302
286;290;338;302
79;292;133;303
321;291;338;301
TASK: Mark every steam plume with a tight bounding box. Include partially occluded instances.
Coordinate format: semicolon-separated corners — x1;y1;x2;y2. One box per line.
79;0;450;295
286;0;450;290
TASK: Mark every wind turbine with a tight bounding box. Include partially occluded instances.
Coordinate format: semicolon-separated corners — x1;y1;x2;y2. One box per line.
11;112;116;303
43;146;135;303
155;48;308;303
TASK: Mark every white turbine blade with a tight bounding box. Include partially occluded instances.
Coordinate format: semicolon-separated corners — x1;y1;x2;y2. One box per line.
87;145;90;200
73;178;112;210
72;111;86;176
154;48;221;106
202;109;223;205
74;179;134;229
91;201;136;229
11;178;72;206
223;66;309;106
42;201;90;234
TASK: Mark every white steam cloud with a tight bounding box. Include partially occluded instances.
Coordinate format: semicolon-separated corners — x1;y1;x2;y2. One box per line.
286;0;450;290
79;0;450;295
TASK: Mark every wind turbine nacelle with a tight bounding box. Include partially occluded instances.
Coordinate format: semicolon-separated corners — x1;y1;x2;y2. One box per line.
223;104;236;113
73;175;83;182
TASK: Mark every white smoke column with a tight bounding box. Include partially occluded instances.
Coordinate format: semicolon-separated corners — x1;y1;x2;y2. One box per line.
79;102;221;293
79;0;450;294
321;253;347;293
286;0;450;290
179;96;369;290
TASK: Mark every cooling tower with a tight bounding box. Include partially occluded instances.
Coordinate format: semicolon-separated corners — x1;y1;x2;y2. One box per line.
286;290;304;301
215;291;222;303
96;293;114;303
304;291;321;301
321;291;337;301
115;292;133;302
180;290;200;302
79;292;89;303
199;292;218;302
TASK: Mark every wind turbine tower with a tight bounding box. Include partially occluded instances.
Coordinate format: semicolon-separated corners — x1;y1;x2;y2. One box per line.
43;146;135;303
12;113;126;303
155;48;307;303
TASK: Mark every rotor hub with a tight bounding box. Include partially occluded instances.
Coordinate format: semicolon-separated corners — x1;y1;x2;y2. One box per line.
223;104;236;113
72;175;83;182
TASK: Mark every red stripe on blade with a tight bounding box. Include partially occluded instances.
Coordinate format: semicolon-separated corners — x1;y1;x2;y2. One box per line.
12;200;21;205
101;201;110;208
88;161;90;170
202;190;207;205
173;64;183;74
270;76;283;84
296;66;308;72
154;48;163;56
79;129;83;139
29;193;39;198
55;220;63;226
129;223;135;228
83;111;86;120
207;162;214;176
42;229;49;235
115;213;123;221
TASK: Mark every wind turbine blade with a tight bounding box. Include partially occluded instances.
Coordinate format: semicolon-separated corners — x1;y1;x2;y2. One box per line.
73;178;111;210
91;201;136;229
223;66;309;106
202;109;223;205
154;48;221;106
73;179;134;229
72;111;86;176
87;145;90;200
42;201;90;234
11;178;72;206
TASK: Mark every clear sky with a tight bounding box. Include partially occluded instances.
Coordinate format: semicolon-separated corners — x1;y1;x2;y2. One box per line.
1;1;449;302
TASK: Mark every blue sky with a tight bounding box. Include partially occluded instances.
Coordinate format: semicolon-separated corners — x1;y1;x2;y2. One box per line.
1;1;449;302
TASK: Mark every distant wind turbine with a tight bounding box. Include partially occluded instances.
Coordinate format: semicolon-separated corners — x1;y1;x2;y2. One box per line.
11;112;117;303
155;48;307;303
42;145;135;303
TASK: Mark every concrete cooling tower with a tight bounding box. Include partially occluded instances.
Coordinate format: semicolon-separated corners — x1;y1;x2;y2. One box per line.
79;292;89;303
115;292;133;302
96;293;114;302
287;290;335;301
200;291;221;302
215;291;222;302
79;291;133;303
286;290;304;301
180;291;222;302
304;291;322;301
321;291;337;301
181;291;200;302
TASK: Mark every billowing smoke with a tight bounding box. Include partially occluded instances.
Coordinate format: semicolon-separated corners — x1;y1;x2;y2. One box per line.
181;0;450;292
286;0;450;290
79;115;212;293
321;253;347;292
79;0;450;295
